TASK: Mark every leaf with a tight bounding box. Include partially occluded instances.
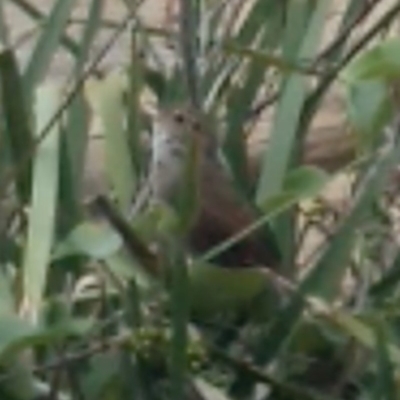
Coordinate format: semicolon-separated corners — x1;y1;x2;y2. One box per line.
168;239;189;400
8;0;81;57
320;310;400;367
53;222;122;260
256;0;332;204
283;166;329;196
223;0;286;193
372;319;397;399
343;38;400;83
0;49;33;203
22;83;61;320
85;73;135;210
23;0;77;96
81;352;120;400
0;314;91;361
59;0;105;232
345;79;393;154
253;136;400;366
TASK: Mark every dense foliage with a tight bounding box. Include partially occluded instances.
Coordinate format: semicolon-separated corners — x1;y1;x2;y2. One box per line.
1;1;400;399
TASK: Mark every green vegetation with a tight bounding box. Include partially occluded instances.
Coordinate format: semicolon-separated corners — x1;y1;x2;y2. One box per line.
1;0;400;399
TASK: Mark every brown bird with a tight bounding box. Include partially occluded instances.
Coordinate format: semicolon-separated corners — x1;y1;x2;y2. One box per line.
135;104;281;269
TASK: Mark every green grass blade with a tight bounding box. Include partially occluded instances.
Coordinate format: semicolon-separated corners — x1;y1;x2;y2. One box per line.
179;0;200;106
0;49;33;203
253;137;400;365
256;0;332;204
224;1;285;194
23;0;77;96
234;0;285;45
323;0;373;62
373;320;397;400
126;32;145;191
59;0;104;233
369;250;400;299
168;239;189;400
85;73;135;210
22;83;62;320
10;0;81;57
271;0;319;275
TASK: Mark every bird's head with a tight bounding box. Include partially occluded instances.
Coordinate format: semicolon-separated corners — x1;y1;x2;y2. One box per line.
152;104;216;159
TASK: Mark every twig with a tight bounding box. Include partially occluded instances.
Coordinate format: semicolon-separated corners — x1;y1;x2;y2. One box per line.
316;0;382;62
307;0;400;114
89;195;160;277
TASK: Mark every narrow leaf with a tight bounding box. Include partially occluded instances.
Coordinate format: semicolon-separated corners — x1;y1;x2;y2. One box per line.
22;83;61;320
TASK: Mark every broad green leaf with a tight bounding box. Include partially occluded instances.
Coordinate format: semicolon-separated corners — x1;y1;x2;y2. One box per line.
53;222;122;260
345;79;393;154
282;166;329;196
343;38;400;83
22;83;61;319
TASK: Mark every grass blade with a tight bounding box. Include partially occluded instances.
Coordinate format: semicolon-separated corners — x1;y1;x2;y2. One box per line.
23;0;77;96
256;0;332;204
254;136;400;365
0;49;33;204
168;238;189;400
373;319;397;400
22;83;62;320
59;0;104;233
85;73;135;210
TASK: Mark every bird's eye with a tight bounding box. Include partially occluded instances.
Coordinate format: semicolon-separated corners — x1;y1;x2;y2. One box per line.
173;111;185;123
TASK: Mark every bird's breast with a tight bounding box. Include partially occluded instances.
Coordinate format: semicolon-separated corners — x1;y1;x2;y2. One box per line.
151;134;187;201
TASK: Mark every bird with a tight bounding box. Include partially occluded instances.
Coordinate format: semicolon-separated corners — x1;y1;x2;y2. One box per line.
134;103;282;269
